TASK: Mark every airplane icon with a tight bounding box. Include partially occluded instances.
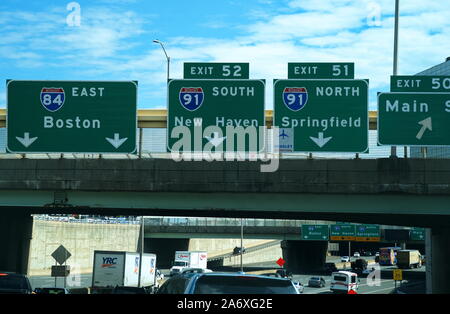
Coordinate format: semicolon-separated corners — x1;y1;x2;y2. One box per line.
279;129;289;139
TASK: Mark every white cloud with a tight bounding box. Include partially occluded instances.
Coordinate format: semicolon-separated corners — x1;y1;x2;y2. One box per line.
2;1;449;110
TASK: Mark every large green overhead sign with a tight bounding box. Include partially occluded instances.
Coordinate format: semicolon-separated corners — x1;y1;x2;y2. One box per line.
355;224;380;242
410;228;426;241
184;63;250;79
167;79;265;152
378;92;450;146
301;225;329;241
274;79;368;152
7;80;137;153
330;224;356;241
288;63;354;79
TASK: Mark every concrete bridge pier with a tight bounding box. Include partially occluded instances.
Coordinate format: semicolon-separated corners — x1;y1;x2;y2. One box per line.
143;238;190;268
281;240;328;273
428;227;450;294
0;211;33;274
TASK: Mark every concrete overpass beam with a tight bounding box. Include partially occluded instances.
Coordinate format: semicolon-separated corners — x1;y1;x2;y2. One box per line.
0;211;33;274
281;240;327;273
429;227;450;293
144;238;190;268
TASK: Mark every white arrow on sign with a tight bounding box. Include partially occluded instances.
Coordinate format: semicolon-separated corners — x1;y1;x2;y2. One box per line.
416;117;432;140
106;133;128;149
16;132;38;147
205;132;226;147
310;132;333;148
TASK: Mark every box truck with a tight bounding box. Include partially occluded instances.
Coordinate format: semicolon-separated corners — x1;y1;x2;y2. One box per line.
396;250;422;269
92;251;158;293
170;251;207;276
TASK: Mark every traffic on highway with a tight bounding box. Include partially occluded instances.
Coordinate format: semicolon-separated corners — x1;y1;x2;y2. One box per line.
17;250;425;295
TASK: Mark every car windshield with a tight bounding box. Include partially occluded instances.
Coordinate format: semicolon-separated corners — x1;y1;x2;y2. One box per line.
193;276;297;294
310;277;320;280
0;275;28;290
174;261;188;266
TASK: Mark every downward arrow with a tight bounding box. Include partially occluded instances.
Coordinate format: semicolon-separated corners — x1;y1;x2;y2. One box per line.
416;117;432;140
309;132;333;148
106;133;128;149
16;132;38;147
205;132;226;147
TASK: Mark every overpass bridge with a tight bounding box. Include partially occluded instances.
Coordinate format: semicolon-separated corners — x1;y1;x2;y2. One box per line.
0;157;448;292
142;216;425;267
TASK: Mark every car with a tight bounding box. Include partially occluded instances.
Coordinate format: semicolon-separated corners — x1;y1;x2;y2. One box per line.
111;286;149;294
421;255;426;265
0;272;33;294
260;272;302;293
341;256;350;262
275;269;292;278
33;287;71;294
156;269;165;281
308;276;326;288
324;262;338;274
180;268;213;275
157;272;299;294
233;247;246;255
353;252;361;257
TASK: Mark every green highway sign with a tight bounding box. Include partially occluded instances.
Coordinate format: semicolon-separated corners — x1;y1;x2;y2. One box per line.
274;79;368;152
184;63;250;79
391;76;450;92
301;225;329;241
7;80;137;153
355;224;380;242
288;63;354;79
330;224;356;241
167;79;265;152
378;92;450;146
410;228;426;241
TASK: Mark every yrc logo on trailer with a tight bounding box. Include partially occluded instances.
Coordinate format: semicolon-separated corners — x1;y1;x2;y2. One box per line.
101;257;118;268
40;87;65;112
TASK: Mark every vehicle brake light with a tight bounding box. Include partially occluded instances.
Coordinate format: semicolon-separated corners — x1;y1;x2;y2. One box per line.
0;273;8;276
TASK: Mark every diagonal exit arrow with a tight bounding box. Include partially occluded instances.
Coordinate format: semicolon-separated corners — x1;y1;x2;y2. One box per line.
416;117;432;140
106;133;128;149
16;132;38;147
309;132;333;148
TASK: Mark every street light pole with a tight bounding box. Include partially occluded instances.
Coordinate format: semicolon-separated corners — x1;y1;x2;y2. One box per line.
390;0;400;158
153;39;170;81
138;216;144;287
240;218;244;273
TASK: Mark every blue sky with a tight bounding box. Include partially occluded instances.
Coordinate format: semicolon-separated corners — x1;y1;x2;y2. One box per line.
1;0;450;110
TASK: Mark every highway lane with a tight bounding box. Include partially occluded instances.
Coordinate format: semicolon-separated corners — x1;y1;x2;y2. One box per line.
28;261;425;294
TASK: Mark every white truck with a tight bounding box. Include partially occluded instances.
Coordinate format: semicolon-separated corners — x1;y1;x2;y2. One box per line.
330;271;360;294
396;249;422;269
170;251;208;276
92;251;158;292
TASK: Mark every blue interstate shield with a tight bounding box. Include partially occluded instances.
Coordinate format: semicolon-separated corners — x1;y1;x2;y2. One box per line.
179;87;204;111
282;87;308;111
40;87;65;112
